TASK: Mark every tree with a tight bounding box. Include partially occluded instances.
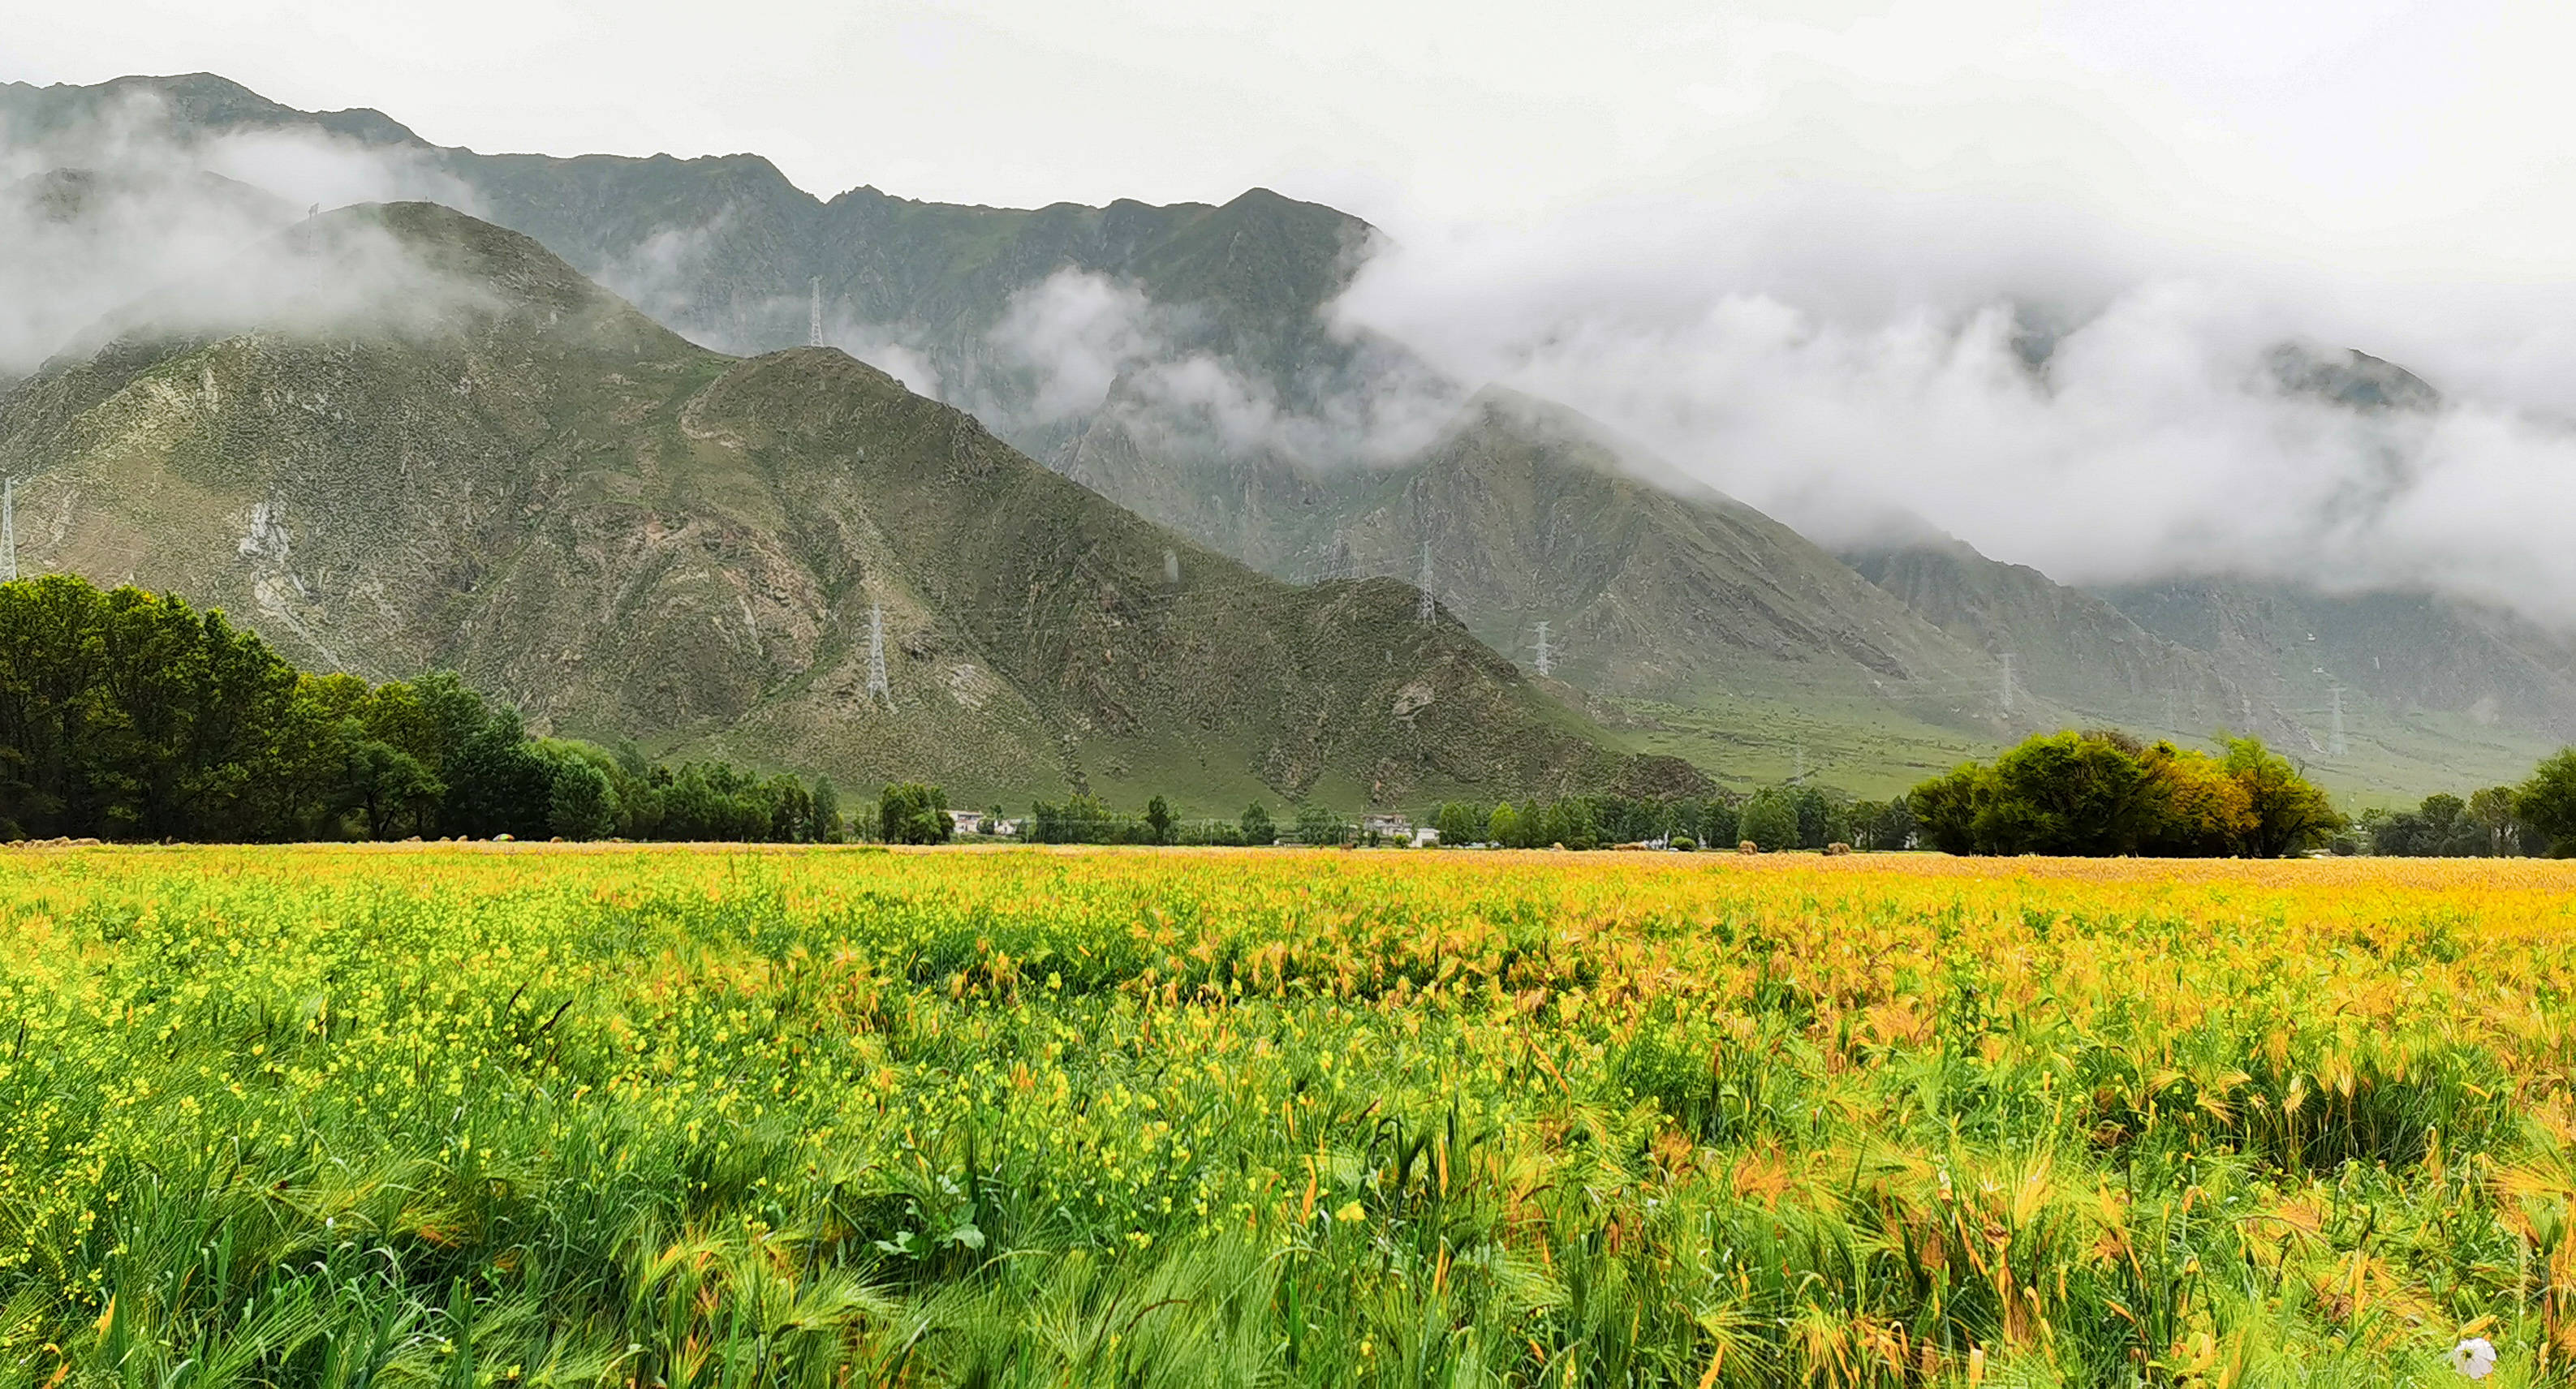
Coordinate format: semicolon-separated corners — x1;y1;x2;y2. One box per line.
2135;743;2254;857
1294;804;1342;846
443;709;558;839
2467;786;2520;857
1851;797;1915;851
812;779;845;844
1738;789;1798;852
1432;801;1485;847
1909;764;1986;855
1695;798;1739;849
2222;736;2345;858
340;737;443;840
1486;802;1522;848
881;783;953;845
1239;802;1276;845
1972;731;2159;855
2518;749;2576;857
546;756;619;841
1908;729;2337;858
1144;794;1176;845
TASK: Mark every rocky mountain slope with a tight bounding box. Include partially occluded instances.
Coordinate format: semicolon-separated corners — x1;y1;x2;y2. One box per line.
12;72;2574;797
0;202;1687;810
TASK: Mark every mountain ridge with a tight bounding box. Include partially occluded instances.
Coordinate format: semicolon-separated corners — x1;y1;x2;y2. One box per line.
11;72;2574;798
0;200;1687;811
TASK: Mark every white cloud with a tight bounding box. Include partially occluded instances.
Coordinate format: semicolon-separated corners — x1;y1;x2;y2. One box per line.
0;84;474;376
980;268;1458;467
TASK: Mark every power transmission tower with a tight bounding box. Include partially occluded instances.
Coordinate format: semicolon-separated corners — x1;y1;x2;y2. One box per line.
1531;621;1553;677
808;277;825;348
1164;548;1179;585
865;602;892;710
1793;743;1806;784
2;475;15;583
1415;541;1434;623
2000;653;2016;716
2328;683;2347;756
2164;685;2178;733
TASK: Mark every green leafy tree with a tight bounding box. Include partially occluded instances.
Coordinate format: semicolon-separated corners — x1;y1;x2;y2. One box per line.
2467;786;2520;856
812;778;845;843
545;756;619;841
1738;789;1798;851
2519;749;2576;857
2222;736;2345;858
1294;804;1342;846
881;783;954;845
1974;731;2159;855
1239;802;1276;845
1908;730;2337;858
1540;798;1600;849
340;738;443;840
1144;794;1176;845
1486;802;1522;848
1432;801;1485;847
1695;798;1739;849
1908;764;1986;855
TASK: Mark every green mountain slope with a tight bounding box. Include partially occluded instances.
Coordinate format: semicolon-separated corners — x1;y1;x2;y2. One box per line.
0;74;1386;406
16;72;2574;799
2091;579;2575;798
1841;536;2282;738
1069;389;2081;794
0;203;1682;811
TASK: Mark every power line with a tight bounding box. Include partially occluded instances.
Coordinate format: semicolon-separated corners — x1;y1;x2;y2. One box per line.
1415;540;1434;623
1530;621;1553;677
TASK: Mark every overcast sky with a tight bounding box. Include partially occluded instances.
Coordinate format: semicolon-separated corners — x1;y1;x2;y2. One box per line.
11;1;2576;608
6;0;2571;264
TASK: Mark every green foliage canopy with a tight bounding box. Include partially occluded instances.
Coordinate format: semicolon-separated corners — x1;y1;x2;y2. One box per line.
1911;729;2344;858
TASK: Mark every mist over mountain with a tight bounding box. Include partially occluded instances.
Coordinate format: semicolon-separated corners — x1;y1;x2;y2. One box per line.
5;70;2571;798
0;200;1683;808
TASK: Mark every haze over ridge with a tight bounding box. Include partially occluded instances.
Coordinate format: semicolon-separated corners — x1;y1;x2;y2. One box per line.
7;51;2576;630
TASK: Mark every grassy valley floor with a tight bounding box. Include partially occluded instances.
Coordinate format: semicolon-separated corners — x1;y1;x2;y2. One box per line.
5;844;2574;1385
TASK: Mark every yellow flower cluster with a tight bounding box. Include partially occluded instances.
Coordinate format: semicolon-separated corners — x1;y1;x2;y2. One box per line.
1;843;2573;1385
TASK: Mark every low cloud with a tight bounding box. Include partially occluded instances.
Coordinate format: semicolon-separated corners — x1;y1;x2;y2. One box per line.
1331;194;2576;624
980;268;1459;467
0;84;475;377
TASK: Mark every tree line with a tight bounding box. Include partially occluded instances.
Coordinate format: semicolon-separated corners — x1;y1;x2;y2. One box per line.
1906;730;2341;858
0;575;841;843
2356;754;2574;857
1906;729;2576;858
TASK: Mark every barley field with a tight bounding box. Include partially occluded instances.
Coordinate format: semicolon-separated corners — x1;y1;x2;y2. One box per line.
5;845;2575;1387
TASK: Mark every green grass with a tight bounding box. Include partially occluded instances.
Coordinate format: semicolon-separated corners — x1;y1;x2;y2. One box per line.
5;845;2573;1387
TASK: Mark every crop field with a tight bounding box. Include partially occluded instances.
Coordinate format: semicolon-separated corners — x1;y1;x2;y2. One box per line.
6;847;2576;1387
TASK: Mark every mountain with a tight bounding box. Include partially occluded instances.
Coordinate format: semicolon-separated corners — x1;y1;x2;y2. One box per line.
0;202;1691;811
1836;533;2576;798
1068;389;2075;793
2091;578;2576;794
0;74;1394;415
14;72;2574;799
1841;535;2281;738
